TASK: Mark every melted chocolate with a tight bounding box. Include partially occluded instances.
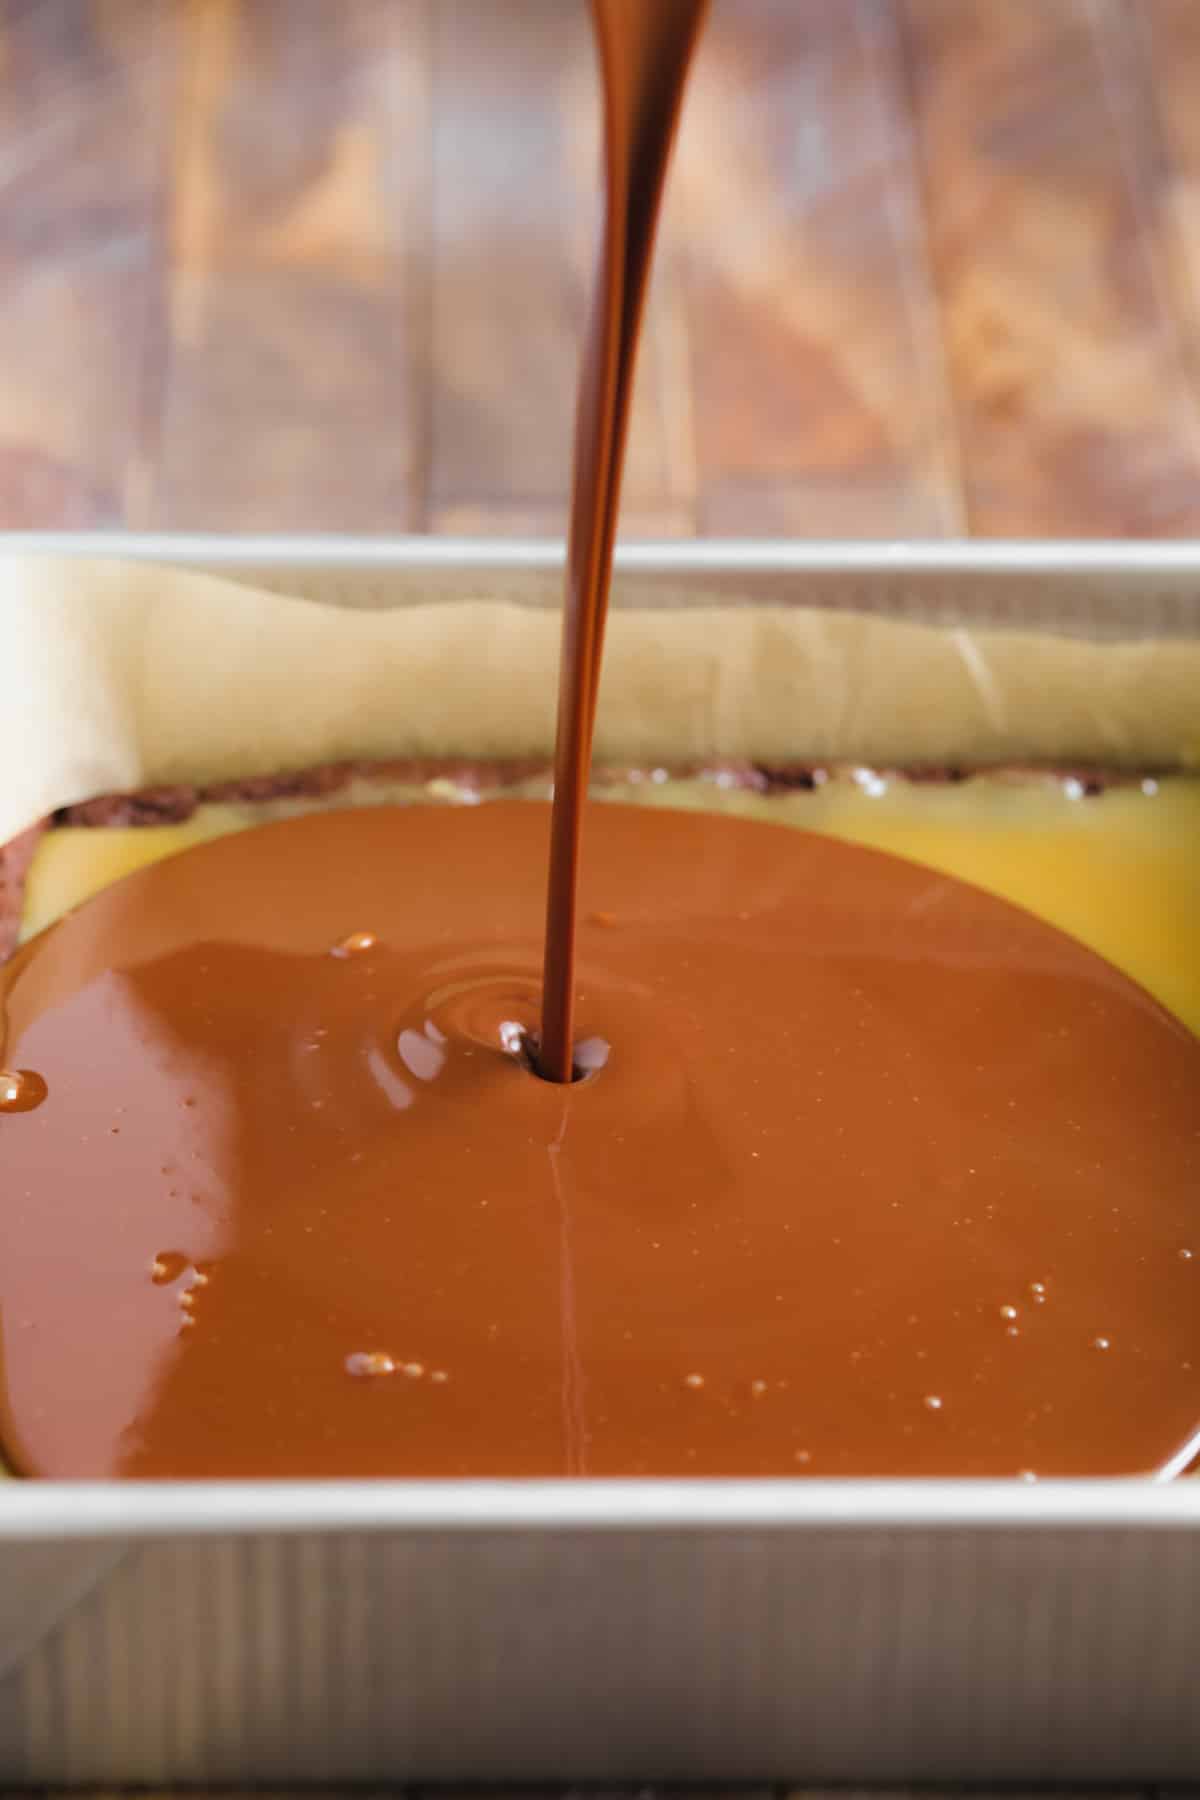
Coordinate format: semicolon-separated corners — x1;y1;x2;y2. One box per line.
540;0;708;1080
2;801;1198;1479
3;1;1200;1483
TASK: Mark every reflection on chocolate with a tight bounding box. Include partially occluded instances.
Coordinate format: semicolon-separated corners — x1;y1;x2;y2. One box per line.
2;801;1198;1479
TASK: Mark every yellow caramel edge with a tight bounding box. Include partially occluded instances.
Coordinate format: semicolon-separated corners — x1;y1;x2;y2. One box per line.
19;770;1200;1040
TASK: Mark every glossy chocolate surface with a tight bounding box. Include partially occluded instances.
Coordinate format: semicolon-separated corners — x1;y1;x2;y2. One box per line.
3;801;1198;1478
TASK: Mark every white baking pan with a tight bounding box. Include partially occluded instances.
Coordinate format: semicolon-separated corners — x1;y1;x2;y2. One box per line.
1;536;1198;1784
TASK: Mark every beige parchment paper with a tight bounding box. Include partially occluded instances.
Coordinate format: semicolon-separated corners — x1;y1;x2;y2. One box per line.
3;551;1199;847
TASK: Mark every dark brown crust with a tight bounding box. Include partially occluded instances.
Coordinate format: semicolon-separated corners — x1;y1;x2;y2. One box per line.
47;756;1150;827
3;756;1160;962
51;758;750;828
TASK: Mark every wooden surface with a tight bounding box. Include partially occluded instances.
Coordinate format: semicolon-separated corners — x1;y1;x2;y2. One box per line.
4;0;1200;537
0;1787;1181;1800
0;1787;1165;1800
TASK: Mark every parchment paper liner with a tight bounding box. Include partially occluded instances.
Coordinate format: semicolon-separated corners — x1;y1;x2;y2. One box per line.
3;551;1198;849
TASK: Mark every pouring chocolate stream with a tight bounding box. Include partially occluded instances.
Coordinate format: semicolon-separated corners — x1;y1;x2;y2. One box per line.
538;0;709;1083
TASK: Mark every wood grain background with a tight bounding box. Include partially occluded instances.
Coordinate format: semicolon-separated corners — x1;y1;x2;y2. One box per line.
5;0;1200;539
